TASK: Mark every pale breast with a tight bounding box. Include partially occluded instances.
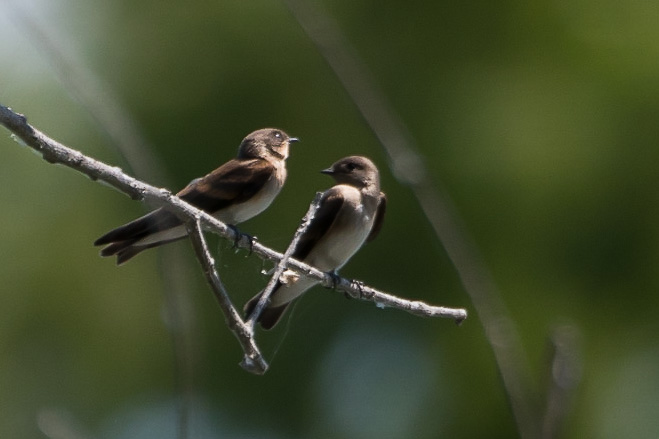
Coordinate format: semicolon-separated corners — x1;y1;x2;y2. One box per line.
306;186;376;271
216;163;286;224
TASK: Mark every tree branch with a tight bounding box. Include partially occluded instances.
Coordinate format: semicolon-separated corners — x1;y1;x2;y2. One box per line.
245;192;323;329
185;219;268;374
1;104;467;373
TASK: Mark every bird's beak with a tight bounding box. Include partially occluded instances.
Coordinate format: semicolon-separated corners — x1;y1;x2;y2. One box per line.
320;167;334;175
288;137;300;143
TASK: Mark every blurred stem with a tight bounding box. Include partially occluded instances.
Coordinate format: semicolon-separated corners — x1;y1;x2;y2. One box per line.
7;5;194;437
37;408;93;439
541;326;581;439
6;0;167;184
283;1;538;437
158;248;197;439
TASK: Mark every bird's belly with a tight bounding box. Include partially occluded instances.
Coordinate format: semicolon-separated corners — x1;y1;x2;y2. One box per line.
217;177;282;224
269;222;371;308
308;213;373;271
269;275;317;307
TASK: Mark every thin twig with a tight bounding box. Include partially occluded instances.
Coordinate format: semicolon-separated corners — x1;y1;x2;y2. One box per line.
246;192;323;329
157;247;195;439
282;2;535;437
185;219;268;374
1;104;467;372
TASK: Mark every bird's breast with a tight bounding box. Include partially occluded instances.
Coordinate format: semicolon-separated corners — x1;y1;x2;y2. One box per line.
307;190;376;271
219;172;284;224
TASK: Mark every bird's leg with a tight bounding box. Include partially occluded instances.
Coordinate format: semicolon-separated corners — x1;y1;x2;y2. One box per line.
228;224;256;254
227;224;242;247
325;270;341;290
325;270;349;298
326;270;340;288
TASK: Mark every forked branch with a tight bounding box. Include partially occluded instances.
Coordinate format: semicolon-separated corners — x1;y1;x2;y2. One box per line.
1;104;468;373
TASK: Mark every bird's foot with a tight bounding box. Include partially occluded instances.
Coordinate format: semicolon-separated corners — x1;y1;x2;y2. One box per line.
228;225;256;254
325;270;341;290
350;279;366;299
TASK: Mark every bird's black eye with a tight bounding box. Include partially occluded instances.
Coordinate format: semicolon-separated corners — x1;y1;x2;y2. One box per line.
346;162;361;171
274;131;282;139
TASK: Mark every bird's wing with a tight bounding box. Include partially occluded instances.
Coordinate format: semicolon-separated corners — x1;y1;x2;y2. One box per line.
177;158;274;212
366;191;387;243
94;158;274;247
292;187;346;260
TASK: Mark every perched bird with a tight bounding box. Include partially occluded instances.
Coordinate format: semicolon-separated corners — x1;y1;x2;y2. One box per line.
95;128;298;264
244;156;386;329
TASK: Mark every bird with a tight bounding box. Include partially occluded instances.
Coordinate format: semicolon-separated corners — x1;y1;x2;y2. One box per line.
244;155;386;329
94;128;298;264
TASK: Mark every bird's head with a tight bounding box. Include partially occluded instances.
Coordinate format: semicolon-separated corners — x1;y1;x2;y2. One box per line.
321;156;380;190
238;128;299;161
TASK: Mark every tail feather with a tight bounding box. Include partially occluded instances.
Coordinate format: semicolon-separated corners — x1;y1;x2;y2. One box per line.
244;285;290;330
94;217;151;246
94;209;180;246
258;304;290;330
96;239;145;265
116;246;148;265
98;236;186;265
95;208;184;265
99;240;140;257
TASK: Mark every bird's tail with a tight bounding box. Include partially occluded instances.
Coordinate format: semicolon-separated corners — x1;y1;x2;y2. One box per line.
94;208;183;265
98;240;144;264
244;288;290;330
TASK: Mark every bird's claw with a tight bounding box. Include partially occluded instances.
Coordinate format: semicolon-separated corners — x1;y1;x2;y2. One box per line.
325;270;341;290
350;280;365;299
227;224;241;246
242;233;257;255
228;225;256;253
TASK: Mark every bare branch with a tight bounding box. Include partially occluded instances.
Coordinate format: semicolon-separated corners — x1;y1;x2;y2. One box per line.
1;104;467;372
185;219;268;374
282;1;535;436
246;192;323;329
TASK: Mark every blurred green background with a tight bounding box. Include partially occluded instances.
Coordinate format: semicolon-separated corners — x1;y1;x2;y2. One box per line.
2;0;659;438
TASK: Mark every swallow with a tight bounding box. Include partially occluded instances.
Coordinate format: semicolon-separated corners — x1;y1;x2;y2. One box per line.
95;128;298;264
245;155;386;329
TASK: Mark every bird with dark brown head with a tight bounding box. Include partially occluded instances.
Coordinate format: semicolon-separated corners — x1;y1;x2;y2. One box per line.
95;128;298;264
245;156;386;329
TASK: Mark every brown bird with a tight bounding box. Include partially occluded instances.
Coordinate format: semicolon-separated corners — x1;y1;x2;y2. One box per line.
245;156;386;329
95;128;298;264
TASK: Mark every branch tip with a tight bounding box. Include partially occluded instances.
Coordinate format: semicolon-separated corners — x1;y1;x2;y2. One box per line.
239;355;268;375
